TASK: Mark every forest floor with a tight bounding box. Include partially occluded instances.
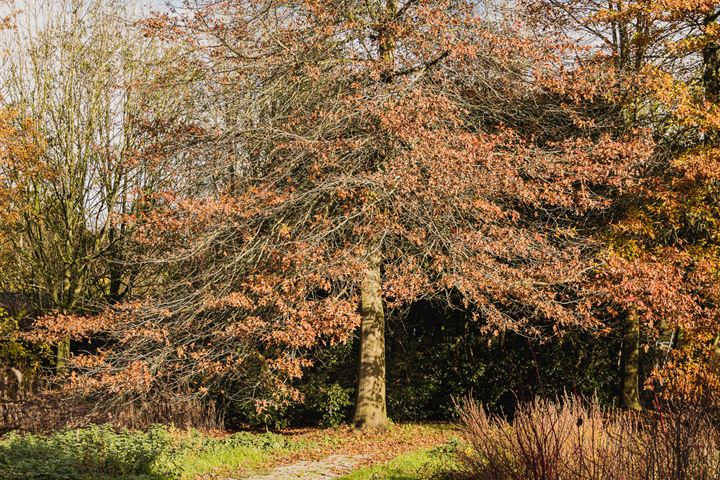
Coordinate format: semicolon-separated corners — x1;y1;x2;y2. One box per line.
198;423;458;480
0;422;460;480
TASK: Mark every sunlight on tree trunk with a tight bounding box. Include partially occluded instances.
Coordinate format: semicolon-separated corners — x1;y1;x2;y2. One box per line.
354;0;395;429
354;253;387;429
622;310;642;411
56;336;70;375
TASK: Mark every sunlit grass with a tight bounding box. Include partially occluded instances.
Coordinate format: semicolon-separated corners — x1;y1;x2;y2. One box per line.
0;426;303;480
0;423;456;480
174;430;302;479
338;441;459;480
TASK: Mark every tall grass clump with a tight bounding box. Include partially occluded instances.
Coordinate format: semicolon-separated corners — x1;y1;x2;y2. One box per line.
456;395;720;480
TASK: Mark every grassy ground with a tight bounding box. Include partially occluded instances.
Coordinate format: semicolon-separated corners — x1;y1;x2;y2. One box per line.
0;426;297;479
338;445;459;480
0;423;457;480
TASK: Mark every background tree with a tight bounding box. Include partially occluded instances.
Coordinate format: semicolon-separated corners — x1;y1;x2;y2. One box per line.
532;0;720;408
0;0;191;370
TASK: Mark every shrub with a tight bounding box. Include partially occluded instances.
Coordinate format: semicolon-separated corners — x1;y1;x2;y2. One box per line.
456;395;720;480
240;401;293;430
0;425;298;480
305;382;353;427
0;425;177;480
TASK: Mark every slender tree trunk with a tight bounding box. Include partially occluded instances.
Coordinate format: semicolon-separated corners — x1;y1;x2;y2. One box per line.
353;253;387;428
56;336;70;375
108;226;125;303
703;14;720;100
622;310;642;411
712;334;720;358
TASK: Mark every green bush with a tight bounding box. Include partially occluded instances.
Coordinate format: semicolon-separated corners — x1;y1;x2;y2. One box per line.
306;382;353;427
260;300;625;427
0;306;49;381
240;402;293;430
288;342;356;428
0;426;298;480
383;301;623;419
0;425;178;480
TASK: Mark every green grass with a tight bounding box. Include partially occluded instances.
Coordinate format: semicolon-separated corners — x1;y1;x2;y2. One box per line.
174;430;299;479
0;425;300;480
338;442;459;480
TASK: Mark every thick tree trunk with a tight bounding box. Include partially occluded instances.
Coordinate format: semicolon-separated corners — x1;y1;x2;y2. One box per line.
353;253;387;428
621;310;642;411
353;0;395;430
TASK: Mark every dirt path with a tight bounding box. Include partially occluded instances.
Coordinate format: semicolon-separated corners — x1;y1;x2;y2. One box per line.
238;454;368;480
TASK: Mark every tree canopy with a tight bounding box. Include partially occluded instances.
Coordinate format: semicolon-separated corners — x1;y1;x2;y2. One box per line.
2;0;720;429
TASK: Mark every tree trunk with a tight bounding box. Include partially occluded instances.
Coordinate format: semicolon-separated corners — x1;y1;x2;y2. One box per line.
108;225;124;303
56;336;70;375
621;310;642;411
703;14;720;100
353;0;396;429
353;253;387;428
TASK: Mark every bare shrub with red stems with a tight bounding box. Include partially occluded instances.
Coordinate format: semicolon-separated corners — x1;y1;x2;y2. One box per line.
456;395;720;480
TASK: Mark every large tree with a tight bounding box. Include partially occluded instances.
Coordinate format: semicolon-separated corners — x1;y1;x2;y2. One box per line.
61;0;649;426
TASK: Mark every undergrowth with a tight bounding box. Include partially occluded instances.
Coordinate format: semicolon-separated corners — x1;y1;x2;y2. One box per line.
0;425;297;480
457;395;720;480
